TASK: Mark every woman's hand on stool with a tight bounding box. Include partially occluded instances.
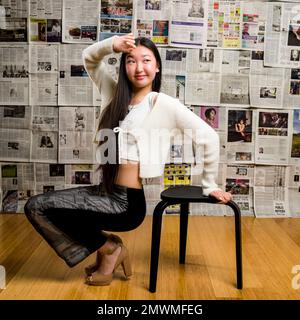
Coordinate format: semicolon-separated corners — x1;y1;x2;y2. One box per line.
209;190;232;204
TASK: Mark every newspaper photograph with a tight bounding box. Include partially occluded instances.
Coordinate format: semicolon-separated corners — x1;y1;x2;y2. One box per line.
30;130;58;163
62;0;99;43
0;105;31;129
254;165;290;217
35;163;66;194
100;0;134;40
0;128;31;161
0;0;28;42
0;79;29;105
226;108;254;164
64;164;100;187
1;163;35;213
185;72;221;105
135;0;170;45
58;44;93;106
29;0;62;43
255;109;292;165
169;0;207;48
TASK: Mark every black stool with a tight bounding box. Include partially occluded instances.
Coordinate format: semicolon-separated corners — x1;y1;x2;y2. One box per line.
149;185;243;293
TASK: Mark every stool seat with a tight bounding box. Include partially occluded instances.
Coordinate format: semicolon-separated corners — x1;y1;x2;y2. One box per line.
161;185;204;201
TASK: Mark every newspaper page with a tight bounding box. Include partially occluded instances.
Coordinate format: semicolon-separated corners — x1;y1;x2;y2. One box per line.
59;106;96;163
35;163;66;194
30;73;58;105
221;50;250;75
265;2;300;68
30;130;58;163
185;72;221;105
225;164;255;216
134;0;171;45
64;164;100;188
1;162;35;213
264;2;282;67
100;0;134;40
164;163;191;213
29;0;62;42
30;106;59;163
62;0;99;43
240;0;267;51
282;68;300;108
169;0;207;48
254;165;290;217
206;0;241;48
29;44;59;73
186;47;222;73
255;109;292;165
159;47;187;75
287;165;300;217
249;73;284;108
290;109;300;165
278;3;300;68
0;128;31;161
31;105;59;131
226;108;255;164
0;0;28;42
0;44;29;105
58;44;93;106
0;105;31;129
161;74;186;103
220;74;250;106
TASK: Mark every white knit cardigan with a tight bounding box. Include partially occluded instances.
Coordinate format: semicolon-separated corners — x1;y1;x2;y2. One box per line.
82;36;221;196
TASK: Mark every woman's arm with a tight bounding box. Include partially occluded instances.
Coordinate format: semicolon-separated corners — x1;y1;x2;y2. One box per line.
82;36;118;92
172;98;231;202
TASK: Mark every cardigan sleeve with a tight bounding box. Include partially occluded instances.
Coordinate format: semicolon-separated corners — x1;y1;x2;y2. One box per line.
82;36;117;110
172;99;222;196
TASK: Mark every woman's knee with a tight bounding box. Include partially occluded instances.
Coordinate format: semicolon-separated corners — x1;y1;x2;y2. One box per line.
24;194;45;216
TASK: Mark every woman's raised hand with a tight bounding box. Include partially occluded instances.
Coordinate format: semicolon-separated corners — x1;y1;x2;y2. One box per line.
209;190;232;204
113;33;136;53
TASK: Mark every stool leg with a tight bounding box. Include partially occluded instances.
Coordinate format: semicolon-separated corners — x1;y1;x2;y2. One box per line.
149;200;169;293
228;201;243;289
179;202;189;264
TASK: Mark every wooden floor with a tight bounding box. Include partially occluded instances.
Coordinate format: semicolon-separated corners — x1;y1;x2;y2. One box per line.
1;213;300;300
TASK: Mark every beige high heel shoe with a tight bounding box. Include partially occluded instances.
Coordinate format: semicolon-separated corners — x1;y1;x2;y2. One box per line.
85;244;132;286
84;234;123;276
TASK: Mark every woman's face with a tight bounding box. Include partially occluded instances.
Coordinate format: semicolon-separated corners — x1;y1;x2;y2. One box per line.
125;45;159;92
208;110;216;119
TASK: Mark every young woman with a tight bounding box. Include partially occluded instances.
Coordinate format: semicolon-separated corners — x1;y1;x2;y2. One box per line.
24;33;231;286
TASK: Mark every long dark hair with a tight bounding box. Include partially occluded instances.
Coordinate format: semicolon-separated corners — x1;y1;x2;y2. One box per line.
97;37;162;194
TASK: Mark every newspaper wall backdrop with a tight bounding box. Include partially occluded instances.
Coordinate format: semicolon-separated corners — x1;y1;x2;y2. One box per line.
0;0;299;218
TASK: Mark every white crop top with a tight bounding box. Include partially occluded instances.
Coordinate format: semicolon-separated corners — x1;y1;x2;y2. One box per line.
115;91;157;162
